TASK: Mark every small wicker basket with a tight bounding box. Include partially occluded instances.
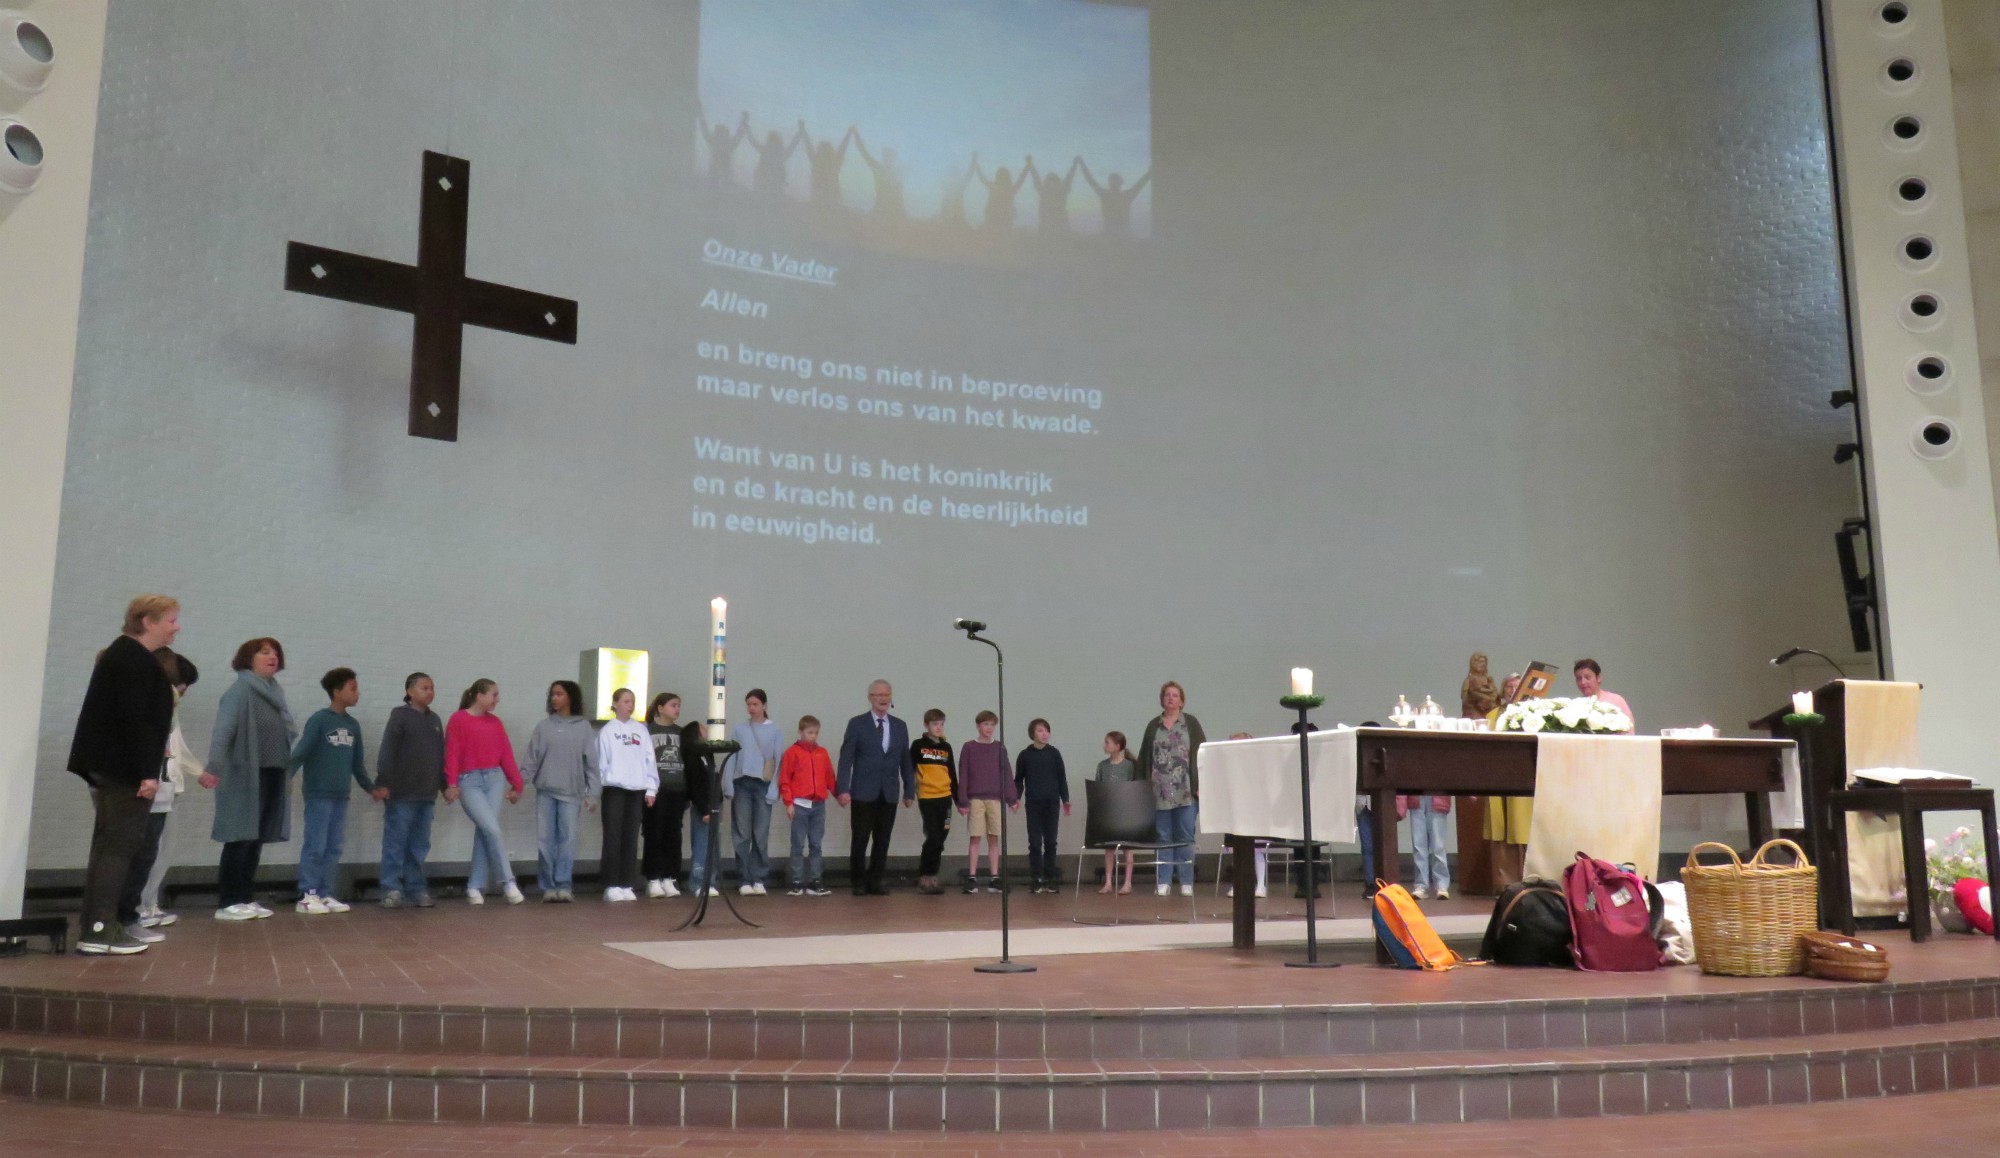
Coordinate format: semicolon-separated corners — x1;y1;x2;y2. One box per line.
1800;931;1891;982
1681;839;1820;977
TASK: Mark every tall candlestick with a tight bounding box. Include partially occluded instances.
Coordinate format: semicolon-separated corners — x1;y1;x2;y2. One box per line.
1291;667;1314;697
1792;689;1813;716
709;597;728;731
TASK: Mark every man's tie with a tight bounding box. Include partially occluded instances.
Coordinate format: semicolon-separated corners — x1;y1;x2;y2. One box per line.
876;715;887;751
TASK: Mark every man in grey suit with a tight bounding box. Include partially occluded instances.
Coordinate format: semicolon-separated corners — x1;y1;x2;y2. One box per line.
836;679;916;895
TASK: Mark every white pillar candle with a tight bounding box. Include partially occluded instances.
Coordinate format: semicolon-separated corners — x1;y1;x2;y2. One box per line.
1792;689;1813;716
709;597;728;730
1291;667;1314;697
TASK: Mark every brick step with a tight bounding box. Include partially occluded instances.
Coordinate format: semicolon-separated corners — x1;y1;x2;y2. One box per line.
3;1020;1998;1130
5;977;1993;1062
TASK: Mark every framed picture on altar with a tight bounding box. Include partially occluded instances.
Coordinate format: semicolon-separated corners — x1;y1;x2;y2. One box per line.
1508;661;1560;703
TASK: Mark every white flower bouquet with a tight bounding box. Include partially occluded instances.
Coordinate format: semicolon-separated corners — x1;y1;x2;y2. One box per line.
1494;696;1633;736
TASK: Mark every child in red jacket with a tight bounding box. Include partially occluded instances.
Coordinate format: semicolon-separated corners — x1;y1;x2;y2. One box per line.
780;716;837;896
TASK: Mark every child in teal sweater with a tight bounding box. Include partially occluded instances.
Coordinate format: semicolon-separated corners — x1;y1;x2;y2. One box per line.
291;667;385;913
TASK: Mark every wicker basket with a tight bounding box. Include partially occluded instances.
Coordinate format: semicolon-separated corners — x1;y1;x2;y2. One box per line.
1799;931;1891;982
1680;839;1820;977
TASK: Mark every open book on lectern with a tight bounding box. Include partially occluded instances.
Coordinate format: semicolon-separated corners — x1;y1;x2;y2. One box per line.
1504;661;1561;705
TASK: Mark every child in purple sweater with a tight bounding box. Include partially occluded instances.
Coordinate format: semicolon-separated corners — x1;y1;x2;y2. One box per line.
955;710;1015;893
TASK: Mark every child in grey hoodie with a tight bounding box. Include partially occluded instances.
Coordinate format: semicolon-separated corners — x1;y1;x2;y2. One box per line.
522;680;600;902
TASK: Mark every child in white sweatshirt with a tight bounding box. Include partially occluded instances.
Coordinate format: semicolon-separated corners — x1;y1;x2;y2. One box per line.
595;689;657;901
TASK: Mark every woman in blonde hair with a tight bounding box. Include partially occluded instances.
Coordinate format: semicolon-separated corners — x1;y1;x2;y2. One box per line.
444;679;524;904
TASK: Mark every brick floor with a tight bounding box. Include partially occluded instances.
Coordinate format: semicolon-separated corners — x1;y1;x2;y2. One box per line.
3;1085;2000;1155
4;892;1987;1012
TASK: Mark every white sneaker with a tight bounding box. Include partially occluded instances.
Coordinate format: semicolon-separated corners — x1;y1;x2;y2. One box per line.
1254;884;1269;899
503;882;525;905
466;888;485;905
1410;887;1429;900
250;903;274;918
603;888;621;902
1435;888;1451;901
1179;884;1195;897
706;886;720;896
297;894;329;914
646;879;666;899
139;907;179;928
1156;883;1171;897
322;896;351;913
124;922;166;943
662;880;681;898
215;903;259;922
739;883;756;896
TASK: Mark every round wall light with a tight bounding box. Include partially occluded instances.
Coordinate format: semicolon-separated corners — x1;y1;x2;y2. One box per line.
1910;417;1959;460
0;118;43;194
1905;353;1952;396
0;12;52;93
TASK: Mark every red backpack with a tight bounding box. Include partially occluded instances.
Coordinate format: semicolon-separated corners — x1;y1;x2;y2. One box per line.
1562;853;1660;972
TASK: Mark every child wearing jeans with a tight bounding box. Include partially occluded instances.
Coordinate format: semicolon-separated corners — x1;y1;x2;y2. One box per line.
1396;792;1451;900
956;710;1015;893
290;668;385;913
444;679;525;906
376;673;445;908
780;715;836;895
1013;718;1070;893
683;721;720;896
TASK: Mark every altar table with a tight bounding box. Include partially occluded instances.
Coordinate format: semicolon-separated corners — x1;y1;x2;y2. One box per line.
1217;728;1794;953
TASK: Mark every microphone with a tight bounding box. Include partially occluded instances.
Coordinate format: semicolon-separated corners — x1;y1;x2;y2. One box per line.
953;618;987;634
1770;647;1849;677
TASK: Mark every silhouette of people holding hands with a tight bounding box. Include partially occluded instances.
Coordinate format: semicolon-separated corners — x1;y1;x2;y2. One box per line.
794;121;855;210
1078;158;1152;237
697;104;750;186
1022;154;1082;234
850;128;906;219
748;122;801;198
974;154;1032;231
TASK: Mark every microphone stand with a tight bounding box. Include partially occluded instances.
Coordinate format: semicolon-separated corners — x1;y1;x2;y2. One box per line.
961;625;1034;974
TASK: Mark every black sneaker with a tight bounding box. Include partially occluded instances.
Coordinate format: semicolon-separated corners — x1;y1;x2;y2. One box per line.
986;878;1003;894
962;877;980;895
808;883;831;896
786;885;806;896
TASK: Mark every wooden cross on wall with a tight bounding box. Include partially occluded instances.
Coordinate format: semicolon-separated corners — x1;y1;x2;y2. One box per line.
284;151;578;442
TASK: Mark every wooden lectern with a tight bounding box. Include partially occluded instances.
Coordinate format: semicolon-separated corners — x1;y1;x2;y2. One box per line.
1751;679;1916;930
1751;681;1846;928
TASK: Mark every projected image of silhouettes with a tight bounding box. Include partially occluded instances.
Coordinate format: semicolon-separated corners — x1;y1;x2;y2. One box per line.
696;0;1152;256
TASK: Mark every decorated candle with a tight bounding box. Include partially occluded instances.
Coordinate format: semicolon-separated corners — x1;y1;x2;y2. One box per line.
709;597;728;729
1291;667;1314;697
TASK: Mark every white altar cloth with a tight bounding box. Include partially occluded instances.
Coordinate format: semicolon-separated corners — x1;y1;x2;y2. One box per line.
1197;728;1358;843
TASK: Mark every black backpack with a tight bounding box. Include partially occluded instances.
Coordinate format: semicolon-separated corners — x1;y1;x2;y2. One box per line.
1480;880;1575;967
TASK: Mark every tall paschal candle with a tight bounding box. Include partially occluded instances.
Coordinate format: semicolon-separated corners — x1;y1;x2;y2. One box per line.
709;597;727;729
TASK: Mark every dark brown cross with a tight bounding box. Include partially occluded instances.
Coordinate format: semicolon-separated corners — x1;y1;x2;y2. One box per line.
284;151;578;442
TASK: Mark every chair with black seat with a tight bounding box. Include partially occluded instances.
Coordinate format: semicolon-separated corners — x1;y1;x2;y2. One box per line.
1072;778;1197;925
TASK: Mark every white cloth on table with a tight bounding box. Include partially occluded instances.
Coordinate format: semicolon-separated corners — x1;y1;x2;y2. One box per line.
1523;734;1663;882
1196;729;1357;844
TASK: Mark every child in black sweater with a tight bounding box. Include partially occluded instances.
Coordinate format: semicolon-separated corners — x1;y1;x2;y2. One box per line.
1013;718;1070;893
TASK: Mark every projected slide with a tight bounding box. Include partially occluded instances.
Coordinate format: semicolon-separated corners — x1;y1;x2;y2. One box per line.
697;0;1153;245
683;0;1152;550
